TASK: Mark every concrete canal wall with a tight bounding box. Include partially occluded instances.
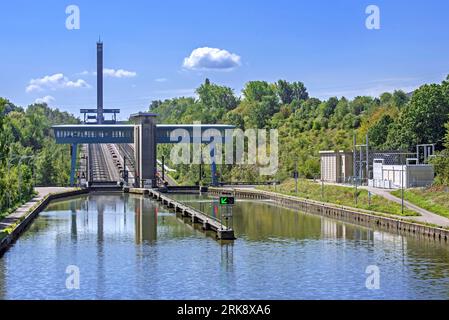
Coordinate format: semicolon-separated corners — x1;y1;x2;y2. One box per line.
209;187;449;243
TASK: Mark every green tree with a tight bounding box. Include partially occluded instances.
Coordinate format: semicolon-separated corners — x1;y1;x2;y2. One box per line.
367;114;394;150
276;80;294;104
386;84;449;150
242;81;276;102
431;122;449;185
291;81;309;102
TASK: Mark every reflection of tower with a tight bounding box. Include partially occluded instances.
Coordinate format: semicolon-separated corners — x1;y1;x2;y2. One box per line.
96;198;105;295
134;198;157;244
97;201;104;243
70;198;78;241
71;211;77;241
97;41;104;124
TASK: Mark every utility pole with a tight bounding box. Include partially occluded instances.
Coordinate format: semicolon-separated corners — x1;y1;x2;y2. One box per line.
366;134;370;183
294;159;298;194
199;153;203;185
17;156;34;201
401;155;405;215
353;134;357;184
321;179;324;200
368;191;371;208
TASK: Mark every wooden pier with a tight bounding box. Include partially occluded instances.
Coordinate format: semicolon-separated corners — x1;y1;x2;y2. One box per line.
125;187;235;240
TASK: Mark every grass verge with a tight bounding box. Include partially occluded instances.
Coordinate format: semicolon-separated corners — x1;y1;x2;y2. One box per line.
391;186;449;218
259;179;418;217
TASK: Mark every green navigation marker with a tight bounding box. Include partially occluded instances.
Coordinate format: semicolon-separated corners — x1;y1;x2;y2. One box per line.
219;196;235;205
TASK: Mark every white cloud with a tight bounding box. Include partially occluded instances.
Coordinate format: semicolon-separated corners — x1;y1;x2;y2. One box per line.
155;78;168;82
103;68;137;78
183;47;241;70
34;95;55;105
26;73;90;93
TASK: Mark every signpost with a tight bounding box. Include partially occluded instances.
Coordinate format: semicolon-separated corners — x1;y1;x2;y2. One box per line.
218;195;235;232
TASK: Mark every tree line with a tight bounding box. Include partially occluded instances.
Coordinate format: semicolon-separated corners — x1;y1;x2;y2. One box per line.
150;77;449;185
1;75;448;214
0;99;79;217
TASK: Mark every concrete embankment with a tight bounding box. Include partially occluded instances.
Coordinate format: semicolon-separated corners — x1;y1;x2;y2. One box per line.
0;188;89;256
209;187;449;243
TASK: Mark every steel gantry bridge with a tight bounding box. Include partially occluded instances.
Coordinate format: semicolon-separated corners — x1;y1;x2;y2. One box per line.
52;119;235;187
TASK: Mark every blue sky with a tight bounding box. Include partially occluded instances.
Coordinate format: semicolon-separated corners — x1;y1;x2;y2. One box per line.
1;0;449;120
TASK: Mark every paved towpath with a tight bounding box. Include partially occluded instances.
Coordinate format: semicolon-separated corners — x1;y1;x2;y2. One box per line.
0;187;74;233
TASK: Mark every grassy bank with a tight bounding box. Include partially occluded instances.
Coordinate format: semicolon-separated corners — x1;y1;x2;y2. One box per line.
259;179;418;216
391;187;449;218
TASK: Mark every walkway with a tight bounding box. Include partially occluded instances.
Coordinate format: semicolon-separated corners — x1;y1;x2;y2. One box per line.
0;187;74;233
365;187;449;227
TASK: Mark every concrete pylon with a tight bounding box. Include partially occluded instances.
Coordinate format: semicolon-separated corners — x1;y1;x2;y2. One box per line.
97;41;104;124
130;113;157;188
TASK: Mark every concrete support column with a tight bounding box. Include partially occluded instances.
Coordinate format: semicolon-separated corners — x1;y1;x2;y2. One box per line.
70;143;78;186
210;145;218;187
131;113;157;188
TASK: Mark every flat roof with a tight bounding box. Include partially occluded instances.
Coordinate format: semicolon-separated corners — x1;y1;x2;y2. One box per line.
130;112;158;117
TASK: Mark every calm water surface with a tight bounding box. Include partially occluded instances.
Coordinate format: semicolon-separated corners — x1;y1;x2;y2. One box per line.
1;193;449;300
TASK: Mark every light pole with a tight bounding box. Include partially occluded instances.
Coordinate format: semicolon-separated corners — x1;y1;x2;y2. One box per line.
294;159;299;194
321;179;324;200
6;153;21;208
6;153;34;205
17;155;34;201
401;156;405;215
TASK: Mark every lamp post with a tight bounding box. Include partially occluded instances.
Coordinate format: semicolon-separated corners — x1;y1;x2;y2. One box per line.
17;156;34;201
294;159;299;194
401;155;405;215
6;153;34;205
7;153;21;208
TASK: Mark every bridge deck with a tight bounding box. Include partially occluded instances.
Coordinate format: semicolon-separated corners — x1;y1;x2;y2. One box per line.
125;187;235;240
52;124;235;144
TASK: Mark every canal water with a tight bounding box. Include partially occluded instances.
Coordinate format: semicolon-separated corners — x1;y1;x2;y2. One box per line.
1;193;449;300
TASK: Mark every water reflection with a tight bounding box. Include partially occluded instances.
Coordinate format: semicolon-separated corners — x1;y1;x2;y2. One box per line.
1;193;449;299
220;243;234;272
134;197;157;244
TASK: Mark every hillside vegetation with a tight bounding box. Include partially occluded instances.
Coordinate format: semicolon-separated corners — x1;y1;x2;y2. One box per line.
150;77;449;186
0;99;79;217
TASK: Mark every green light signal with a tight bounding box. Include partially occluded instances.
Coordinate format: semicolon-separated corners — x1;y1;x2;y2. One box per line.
219;196;235;205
